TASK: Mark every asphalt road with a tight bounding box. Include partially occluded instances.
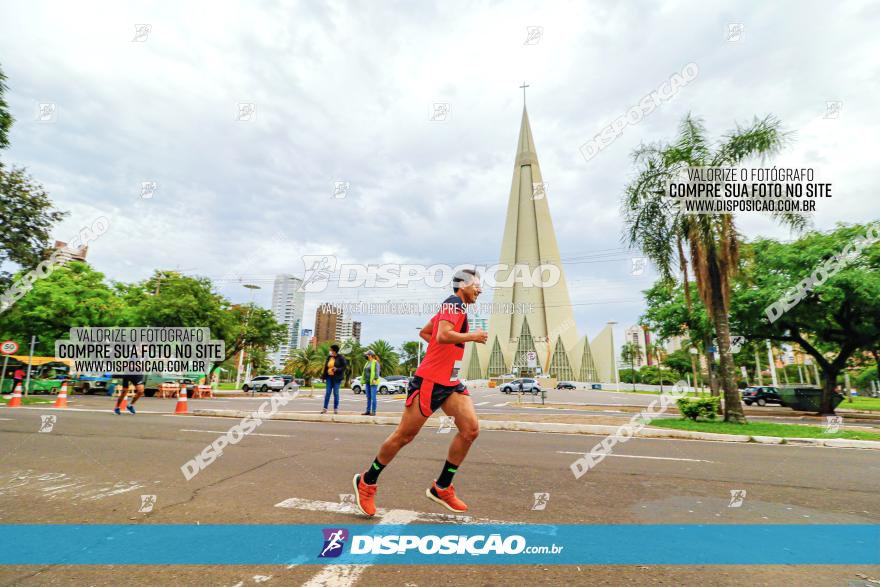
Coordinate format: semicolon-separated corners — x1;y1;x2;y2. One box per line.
47;386;880;429
1;402;878;586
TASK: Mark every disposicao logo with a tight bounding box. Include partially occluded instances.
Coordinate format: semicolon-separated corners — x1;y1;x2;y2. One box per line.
319;528;349;558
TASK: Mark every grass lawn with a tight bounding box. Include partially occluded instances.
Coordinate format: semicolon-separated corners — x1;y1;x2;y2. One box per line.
649;418;880;441
216;382;240;390
1;396;55;405
839;396;880;412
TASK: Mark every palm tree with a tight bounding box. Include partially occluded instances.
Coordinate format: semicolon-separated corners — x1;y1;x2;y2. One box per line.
368;340;400;375
622;113;806;423
283;346;324;388
620;342;643;391
341;339;368;387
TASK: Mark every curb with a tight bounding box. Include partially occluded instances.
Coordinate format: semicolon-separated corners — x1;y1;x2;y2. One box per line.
190;409;880;450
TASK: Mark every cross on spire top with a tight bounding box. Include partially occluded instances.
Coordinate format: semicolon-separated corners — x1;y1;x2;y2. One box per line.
519;82;530;107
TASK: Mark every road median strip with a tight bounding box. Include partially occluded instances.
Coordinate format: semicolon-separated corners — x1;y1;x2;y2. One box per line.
191;409;880;450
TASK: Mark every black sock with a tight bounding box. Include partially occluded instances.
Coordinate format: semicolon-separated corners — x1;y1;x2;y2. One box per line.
435;460;459;489
363;458;385;485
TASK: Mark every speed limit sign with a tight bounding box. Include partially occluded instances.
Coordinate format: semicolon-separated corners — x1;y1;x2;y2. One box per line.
1;340;19;355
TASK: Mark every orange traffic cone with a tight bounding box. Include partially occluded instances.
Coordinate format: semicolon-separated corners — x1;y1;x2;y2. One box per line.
174;385;188;414
118;387;129;411
53;381;69;408
8;383;23;408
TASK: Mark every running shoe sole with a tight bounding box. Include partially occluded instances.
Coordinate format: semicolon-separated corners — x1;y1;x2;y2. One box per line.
352;473;375;517
425;487;467;513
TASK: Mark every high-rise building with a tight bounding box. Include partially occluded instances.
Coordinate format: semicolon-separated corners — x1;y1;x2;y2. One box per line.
299;329;313;349
314;305;360;345
269;274;305;369
336;315;353;342
624;325;650;368
52;240;88;263
463;104;608;382
314;304;341;346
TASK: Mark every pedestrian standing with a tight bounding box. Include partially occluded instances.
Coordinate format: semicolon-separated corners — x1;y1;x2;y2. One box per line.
361;350;381;416
321;344;347;414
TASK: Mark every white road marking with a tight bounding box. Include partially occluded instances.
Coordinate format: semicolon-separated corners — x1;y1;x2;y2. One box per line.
180;429;295;438
274;497;515;525
493;402;508;407
555;450;712;463
278;498;519;587
474;402;490;406
301;509;418;587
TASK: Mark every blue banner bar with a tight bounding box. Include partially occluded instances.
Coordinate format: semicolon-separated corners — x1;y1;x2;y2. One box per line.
1;524;877;565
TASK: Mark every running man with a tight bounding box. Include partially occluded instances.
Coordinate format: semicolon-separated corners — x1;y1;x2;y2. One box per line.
352;269;487;515
114;373;145;415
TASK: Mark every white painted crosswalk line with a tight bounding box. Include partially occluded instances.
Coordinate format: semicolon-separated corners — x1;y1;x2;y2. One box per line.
493;402;507;407
474;401;490;406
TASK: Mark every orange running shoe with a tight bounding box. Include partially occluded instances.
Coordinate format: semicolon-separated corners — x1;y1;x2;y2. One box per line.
352;473;377;517
426;482;468;513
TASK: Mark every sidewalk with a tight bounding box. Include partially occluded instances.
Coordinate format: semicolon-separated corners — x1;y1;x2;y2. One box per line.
191;408;880;451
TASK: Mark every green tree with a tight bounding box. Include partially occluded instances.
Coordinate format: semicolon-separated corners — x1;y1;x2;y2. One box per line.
730;223;880;413
623;113;806;422
0;65;66;288
0;164;67;288
368;340;399;375
121;272;285;382
620;342;642;390
0;64;12;149
642;281;714;390
0;262;125;354
284;346;325;387
399;341;421;374
340;339;368;387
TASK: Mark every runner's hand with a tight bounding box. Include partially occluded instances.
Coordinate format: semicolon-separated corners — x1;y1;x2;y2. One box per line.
471;329;488;344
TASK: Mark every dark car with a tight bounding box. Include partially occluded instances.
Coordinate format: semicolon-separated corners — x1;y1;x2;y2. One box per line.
741;386;783;406
555;381;576;390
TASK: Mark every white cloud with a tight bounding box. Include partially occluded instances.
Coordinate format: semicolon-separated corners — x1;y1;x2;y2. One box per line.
1;0;877;346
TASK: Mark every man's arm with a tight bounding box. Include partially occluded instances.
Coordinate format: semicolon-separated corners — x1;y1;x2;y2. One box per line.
419;320;433;343
436;320;488;345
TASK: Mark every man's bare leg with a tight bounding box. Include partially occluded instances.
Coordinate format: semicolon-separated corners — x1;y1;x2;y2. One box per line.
439;391;479;465
129;384;145;405
376;398;429;465
115;384;131;409
353;396;430;516
424;391;478;512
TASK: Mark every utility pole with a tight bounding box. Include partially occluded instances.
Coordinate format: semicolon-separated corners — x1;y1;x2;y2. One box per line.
24;335;36;397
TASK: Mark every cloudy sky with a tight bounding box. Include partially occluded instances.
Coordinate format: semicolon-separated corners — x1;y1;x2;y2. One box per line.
1;0;878;349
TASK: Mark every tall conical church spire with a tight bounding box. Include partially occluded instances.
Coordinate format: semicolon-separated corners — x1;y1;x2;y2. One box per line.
464;99;588;379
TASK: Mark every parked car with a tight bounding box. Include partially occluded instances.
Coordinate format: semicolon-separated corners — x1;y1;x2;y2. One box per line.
500;378;541;394
555;381;576;390
741;386;783;406
351;376;408;395
242;375;286;393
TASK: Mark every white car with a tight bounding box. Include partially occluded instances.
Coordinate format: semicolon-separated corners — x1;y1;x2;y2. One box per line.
351;376;407;395
242;375;285;393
